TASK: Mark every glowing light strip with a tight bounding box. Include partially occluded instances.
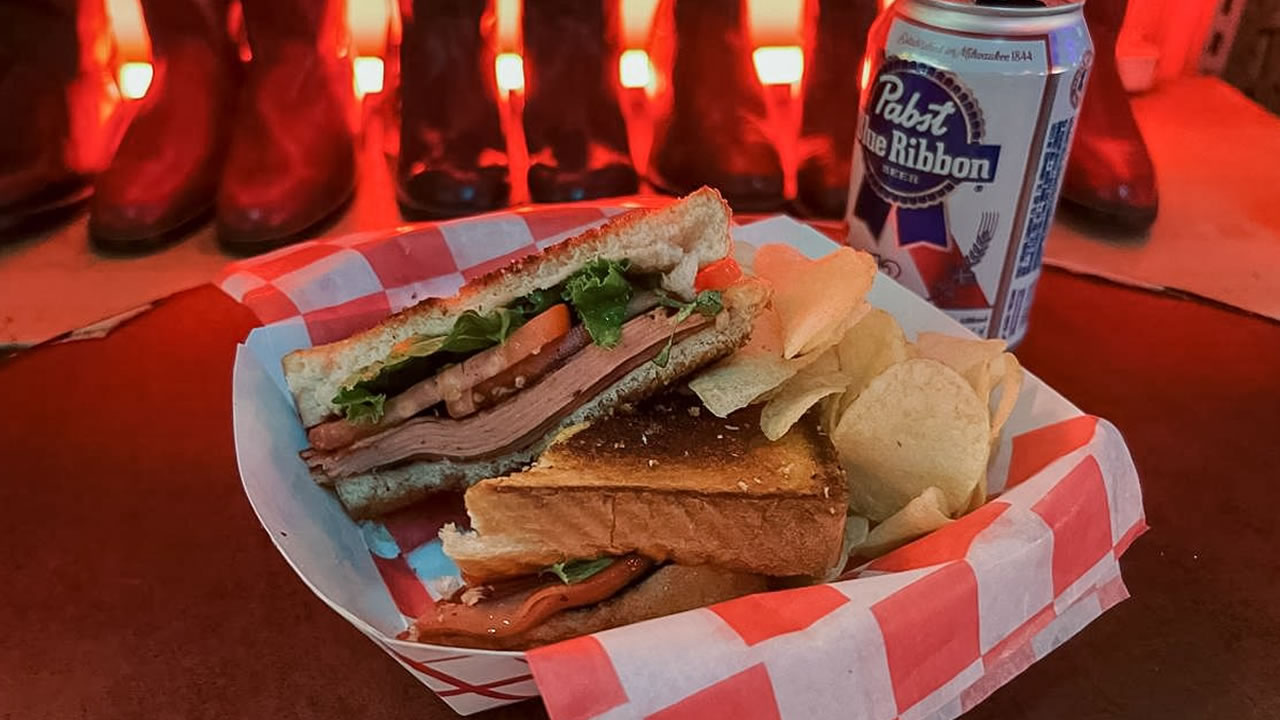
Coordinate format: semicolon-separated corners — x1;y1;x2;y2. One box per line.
118;61;153;99
495;52;525;93
619;49;653;89
354;56;384;96
752;45;804;86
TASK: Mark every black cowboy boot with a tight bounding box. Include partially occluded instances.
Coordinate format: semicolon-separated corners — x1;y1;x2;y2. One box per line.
0;0;119;237
91;0;237;251
1061;0;1157;231
796;0;878;218
648;0;783;211
217;0;358;252
397;0;509;218
523;0;637;203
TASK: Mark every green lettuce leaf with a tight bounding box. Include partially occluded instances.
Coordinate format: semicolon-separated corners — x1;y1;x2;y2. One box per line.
544;557;615;585
650;289;724;367
692;289;724;317
327;266;655;421
656;288;724;324
439;308;523;353
397;334;448;359
331;308;526;420
510;287;563;318
562;259;634;348
652;336;674;368
332;385;387;424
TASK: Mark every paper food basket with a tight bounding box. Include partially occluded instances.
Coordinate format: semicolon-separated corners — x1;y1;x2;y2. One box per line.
219;201;1146;719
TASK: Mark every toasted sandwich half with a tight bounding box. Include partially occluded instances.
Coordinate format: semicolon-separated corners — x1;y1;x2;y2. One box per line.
284;188;769;518
408;392;847;650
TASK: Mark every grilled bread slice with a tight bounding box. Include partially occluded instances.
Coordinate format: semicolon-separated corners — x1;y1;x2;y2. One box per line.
442;393;848;581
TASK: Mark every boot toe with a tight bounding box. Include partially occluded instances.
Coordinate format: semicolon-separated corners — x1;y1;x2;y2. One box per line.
89;192;212;251
89;203;174;251
217;198;335;252
651;131;784;211
1062;139;1159;231
398;166;510;219
1059;190;1158;232
217;150;356;252
528;163;638;203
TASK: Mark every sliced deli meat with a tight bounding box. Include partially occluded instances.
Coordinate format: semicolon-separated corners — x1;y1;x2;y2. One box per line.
452;324;594;417
307;324;591;452
304;310;710;481
307;379;442;451
306;303;657;451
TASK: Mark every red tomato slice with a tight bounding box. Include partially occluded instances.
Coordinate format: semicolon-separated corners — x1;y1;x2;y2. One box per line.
437;303;572;416
694;257;743;292
503;303;571;361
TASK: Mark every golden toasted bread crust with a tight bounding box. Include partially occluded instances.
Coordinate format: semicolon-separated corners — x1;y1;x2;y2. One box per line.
442;400;848;580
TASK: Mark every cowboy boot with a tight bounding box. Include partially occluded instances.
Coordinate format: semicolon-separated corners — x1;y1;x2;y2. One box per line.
649;0;784;211
217;0;358;252
796;0;877;218
523;0;637;203
1061;0;1157;231
397;0;509;219
90;0;237;251
0;0;119;236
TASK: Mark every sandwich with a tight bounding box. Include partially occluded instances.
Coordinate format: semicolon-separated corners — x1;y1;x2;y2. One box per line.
406;391;848;650
284;188;770;518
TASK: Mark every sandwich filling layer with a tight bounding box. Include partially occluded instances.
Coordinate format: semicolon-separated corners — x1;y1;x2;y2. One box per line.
406;555;654;644
299;256;736;482
405;558;770;650
304;309;713;480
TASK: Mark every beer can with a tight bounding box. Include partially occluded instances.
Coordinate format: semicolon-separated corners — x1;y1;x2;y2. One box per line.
845;0;1092;346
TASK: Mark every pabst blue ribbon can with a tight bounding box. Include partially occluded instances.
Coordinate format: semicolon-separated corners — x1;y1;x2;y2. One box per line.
846;0;1092;345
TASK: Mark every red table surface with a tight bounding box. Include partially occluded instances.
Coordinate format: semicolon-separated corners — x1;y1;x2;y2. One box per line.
2;268;1278;719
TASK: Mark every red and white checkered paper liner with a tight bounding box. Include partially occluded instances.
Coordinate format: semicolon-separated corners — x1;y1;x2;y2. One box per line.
225;203;1145;719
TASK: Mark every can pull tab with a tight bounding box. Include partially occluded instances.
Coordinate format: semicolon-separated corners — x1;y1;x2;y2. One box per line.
974;0;1048;7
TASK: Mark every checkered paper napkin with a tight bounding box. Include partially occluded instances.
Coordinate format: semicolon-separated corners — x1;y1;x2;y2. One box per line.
223;204;1146;719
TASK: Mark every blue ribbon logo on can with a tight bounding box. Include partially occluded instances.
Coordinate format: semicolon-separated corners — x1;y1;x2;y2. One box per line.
860;59;1002;212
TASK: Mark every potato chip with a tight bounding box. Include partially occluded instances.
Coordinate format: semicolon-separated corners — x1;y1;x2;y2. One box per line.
800;345;841;376
855;487;952;557
819;393;844;435
689;308;808;417
742;305;786;355
805;301;872;360
760;371;848;440
751;241;810;277
834;358;991;521
845;514;870;551
913;332;1006;397
689;353;800;418
836;307;911;400
987;352;1023;443
913;331;1024;451
753;244;877;359
824;307;912;433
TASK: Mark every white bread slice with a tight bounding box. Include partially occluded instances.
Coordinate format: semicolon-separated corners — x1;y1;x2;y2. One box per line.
284;187;732;427
440;394;848;580
332;279;769;519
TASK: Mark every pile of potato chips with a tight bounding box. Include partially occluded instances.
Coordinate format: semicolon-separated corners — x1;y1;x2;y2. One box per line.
689;244;1024;559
